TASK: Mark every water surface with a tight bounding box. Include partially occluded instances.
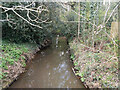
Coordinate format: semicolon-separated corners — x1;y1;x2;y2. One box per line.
10;38;85;88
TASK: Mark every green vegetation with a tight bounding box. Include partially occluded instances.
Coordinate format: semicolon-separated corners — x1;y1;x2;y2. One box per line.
67;1;119;88
70;39;118;88
0;1;119;89
1;40;38;87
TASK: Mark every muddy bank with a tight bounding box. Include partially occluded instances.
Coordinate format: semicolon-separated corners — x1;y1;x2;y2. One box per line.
68;48;89;88
67;41;88;88
2;39;51;89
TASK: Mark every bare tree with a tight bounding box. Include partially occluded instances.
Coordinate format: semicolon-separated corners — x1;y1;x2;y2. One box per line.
0;2;51;29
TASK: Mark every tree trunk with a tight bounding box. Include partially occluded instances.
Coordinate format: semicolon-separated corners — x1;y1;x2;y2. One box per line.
78;1;80;41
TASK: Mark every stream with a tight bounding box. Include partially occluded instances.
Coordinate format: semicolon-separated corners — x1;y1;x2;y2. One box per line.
9;37;85;88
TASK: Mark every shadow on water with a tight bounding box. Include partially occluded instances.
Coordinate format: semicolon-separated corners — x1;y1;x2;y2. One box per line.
9;37;85;88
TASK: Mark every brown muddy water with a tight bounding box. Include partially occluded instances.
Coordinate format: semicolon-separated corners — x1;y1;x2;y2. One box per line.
9;37;85;88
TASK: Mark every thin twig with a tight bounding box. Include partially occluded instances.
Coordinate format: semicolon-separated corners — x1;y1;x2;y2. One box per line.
12;10;42;29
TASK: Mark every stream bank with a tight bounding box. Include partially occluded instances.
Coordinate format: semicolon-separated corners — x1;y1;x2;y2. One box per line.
69;38;118;88
1;39;51;89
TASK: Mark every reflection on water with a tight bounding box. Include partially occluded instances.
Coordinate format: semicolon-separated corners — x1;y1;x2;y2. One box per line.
56;35;59;48
9;37;85;88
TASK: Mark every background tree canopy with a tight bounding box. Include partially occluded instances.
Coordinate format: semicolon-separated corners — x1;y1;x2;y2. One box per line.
1;2;119;46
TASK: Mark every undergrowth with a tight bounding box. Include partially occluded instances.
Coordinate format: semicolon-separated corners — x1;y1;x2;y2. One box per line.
70;39;118;88
0;40;38;81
